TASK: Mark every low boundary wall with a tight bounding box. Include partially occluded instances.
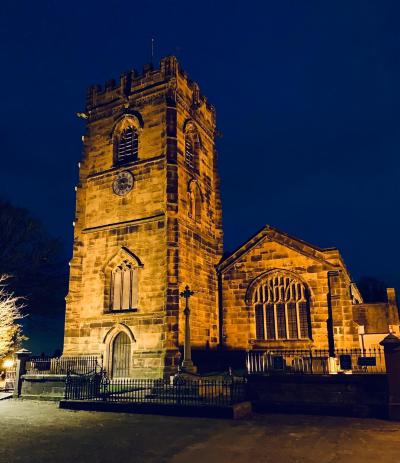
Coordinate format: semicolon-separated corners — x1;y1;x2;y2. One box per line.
59;399;252;419
20;375;67;401
16;372;390;419
247;374;388;418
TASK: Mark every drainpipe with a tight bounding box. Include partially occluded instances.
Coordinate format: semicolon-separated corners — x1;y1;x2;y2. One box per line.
217;268;224;349
326;271;338;358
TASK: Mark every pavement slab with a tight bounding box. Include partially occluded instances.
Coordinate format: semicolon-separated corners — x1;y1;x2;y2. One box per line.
0;400;400;463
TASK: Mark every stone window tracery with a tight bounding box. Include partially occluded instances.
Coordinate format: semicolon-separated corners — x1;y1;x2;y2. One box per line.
110;259;138;311
253;271;311;340
116;126;138;164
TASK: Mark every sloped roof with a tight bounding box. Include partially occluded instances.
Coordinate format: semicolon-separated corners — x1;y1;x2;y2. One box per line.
217;224;344;273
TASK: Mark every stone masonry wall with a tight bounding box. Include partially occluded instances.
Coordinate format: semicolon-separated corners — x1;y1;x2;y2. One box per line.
164;66;223;353
220;231;359;351
64;57;222;377
64;60;173;377
248;374;388;418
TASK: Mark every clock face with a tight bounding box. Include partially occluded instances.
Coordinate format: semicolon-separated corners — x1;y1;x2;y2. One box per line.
113;171;134;196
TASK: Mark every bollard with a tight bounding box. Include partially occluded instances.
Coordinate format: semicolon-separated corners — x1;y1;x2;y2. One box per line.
13;349;32;398
380;333;400;420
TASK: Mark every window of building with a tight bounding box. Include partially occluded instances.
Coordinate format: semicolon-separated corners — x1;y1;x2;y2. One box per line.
253;272;311;340
110;259;138;311
185;133;195;170
184;121;200;172
116;126;138;164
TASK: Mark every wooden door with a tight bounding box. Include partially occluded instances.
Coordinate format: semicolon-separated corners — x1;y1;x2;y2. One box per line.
112;332;131;378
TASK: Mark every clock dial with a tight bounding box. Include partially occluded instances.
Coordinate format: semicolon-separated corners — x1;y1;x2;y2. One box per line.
113;171;134;196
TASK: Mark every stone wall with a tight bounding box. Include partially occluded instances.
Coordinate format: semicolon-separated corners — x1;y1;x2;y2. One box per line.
65;59;173;377
20;375;67;401
218;226;359;351
248;374;388;418
64;56;222;377
173;72;222;349
352;288;400;335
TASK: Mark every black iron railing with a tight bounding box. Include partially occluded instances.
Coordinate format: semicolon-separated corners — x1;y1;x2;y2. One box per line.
26;356;102;376
65;374;247;407
246;348;386;375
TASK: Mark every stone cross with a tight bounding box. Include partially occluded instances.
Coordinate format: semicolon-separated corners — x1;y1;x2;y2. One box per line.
179;285;197;373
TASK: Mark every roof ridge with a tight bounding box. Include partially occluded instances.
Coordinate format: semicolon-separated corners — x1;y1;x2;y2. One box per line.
218;224;339;272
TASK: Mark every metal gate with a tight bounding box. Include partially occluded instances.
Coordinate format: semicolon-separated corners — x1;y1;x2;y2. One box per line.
4;369;16;391
112;332;131;378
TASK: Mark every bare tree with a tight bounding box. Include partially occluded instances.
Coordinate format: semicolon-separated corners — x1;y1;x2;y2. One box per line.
0;200;67;316
0;275;25;358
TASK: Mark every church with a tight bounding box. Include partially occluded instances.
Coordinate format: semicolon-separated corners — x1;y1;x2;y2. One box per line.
63;56;399;378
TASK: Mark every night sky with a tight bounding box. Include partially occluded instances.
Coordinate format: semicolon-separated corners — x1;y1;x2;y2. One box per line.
1;0;400;297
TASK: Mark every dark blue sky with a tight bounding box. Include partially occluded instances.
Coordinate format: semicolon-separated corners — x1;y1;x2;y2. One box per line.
1;0;400;290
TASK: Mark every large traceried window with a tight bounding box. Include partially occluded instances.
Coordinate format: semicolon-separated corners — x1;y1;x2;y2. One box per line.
253;271;311;340
110;259;138;311
116;126;138;164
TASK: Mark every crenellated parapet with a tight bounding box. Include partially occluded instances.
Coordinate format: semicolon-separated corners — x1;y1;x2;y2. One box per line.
85;56;215;121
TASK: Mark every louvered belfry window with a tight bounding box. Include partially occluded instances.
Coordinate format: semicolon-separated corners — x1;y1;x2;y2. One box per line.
110;260;138;311
116;126;138;163
185;134;195;170
253;272;311;340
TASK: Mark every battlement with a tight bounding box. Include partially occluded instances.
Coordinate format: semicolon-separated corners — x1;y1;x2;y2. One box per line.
85;56;214;114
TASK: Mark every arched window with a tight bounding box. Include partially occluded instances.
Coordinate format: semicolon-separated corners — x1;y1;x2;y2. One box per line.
116;126;138;164
188;181;202;222
184;121;200;172
252;271;311;340
110;259;138;311
112;331;131;378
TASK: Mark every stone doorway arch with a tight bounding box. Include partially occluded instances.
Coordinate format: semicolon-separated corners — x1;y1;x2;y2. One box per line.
112;332;131;378
103;324;136;378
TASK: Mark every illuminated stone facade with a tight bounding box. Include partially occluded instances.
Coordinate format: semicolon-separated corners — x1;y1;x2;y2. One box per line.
218;226;361;350
64;56;398;377
64;57;223;378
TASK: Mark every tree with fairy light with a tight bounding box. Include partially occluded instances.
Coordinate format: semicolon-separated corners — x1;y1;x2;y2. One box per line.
0;275;25;359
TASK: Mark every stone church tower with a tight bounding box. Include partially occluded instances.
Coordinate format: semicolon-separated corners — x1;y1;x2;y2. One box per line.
64;56;223;378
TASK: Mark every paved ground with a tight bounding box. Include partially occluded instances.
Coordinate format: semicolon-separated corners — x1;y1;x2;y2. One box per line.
1;400;400;463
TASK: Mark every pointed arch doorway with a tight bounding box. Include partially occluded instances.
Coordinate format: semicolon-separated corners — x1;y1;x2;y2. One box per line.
112;331;131;378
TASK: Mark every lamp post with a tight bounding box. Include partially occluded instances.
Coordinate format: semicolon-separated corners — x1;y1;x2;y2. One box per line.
179;285;197;373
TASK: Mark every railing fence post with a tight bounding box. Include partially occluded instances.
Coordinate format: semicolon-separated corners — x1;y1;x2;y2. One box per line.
380;333;400;420
13;349;31;398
